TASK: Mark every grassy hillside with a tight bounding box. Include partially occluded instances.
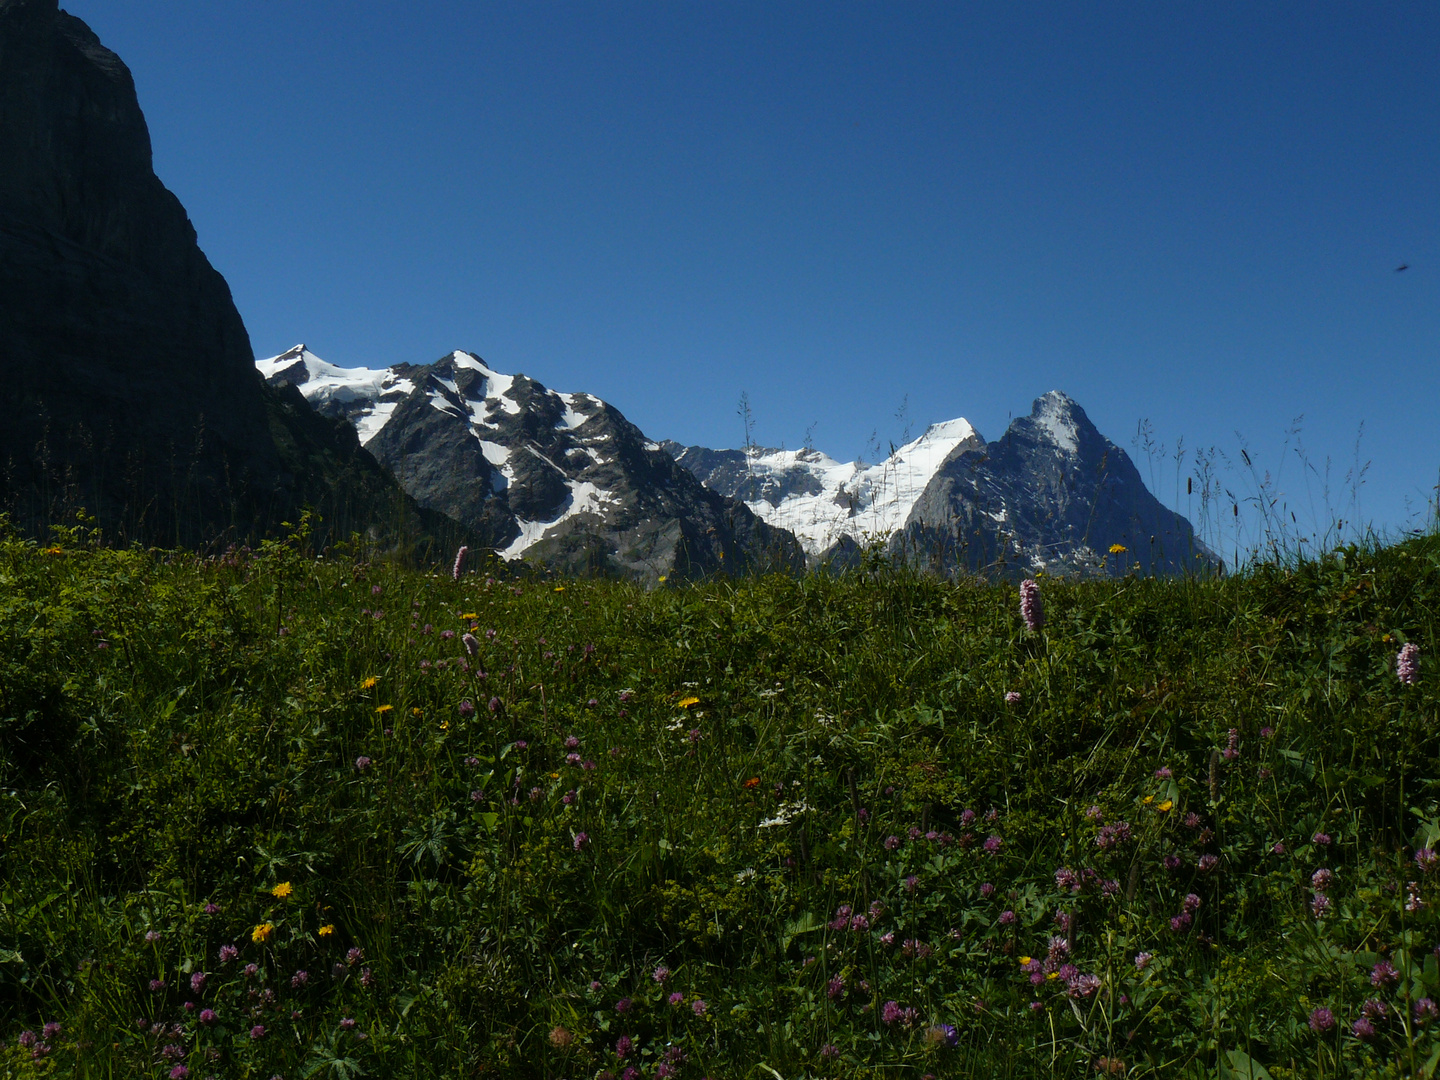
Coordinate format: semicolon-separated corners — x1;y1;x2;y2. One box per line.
2;518;1439;1078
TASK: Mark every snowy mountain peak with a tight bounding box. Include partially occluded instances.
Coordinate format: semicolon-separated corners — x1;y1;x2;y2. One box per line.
256;346;803;580
1027;390;1084;454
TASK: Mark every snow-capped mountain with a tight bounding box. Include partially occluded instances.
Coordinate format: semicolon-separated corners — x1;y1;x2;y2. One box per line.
257;345;803;582
670;392;1219;578
663;418;985;554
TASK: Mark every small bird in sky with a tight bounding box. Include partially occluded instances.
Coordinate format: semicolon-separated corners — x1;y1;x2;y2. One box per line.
1395;263;1409;272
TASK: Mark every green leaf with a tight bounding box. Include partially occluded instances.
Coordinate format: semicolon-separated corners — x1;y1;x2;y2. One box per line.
1222;1049;1273;1080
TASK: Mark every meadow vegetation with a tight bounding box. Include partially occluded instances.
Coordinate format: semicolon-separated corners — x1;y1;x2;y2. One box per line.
2;515;1440;1078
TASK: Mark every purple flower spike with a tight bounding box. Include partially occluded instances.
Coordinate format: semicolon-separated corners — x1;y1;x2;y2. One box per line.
1019;579;1044;631
1398;642;1421;685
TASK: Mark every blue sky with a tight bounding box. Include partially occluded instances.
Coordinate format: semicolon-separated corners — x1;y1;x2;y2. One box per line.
67;1;1440;547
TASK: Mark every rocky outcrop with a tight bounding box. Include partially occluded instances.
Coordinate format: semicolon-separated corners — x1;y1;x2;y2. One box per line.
0;1;461;552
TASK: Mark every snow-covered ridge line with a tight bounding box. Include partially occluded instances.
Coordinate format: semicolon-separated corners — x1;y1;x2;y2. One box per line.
674;417;985;555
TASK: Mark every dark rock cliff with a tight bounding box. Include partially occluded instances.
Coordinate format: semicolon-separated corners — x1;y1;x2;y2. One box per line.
0;0;463;552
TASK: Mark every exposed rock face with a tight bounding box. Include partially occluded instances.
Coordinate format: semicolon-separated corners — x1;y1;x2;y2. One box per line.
261;347;805;584
0;0;455;550
897;392;1217;578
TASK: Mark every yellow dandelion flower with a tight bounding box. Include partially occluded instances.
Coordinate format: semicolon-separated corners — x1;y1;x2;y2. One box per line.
678;696;700;708
411;707;423;717
360;677;378;690
271;881;294;899
1019;956;1033;966
440;720;449;731
1046;971;1059;980
550;772;560;779
252;922;275;943
461;612;478;619
318;924;335;937
1141;795;1154;805
1158;799;1174;812
657;575;667;583
1109;543;1128;555
375;704;393;714
554;586;565;592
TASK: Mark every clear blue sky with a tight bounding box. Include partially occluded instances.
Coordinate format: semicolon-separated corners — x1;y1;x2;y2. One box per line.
65;1;1440;547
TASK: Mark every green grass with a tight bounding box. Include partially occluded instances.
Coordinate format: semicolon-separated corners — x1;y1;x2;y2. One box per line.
3;516;1440;1079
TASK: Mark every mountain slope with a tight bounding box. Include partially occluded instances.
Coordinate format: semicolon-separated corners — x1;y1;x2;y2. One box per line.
260;346;805;583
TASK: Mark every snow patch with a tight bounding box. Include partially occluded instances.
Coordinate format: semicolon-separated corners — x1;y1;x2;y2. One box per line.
499;481;619;560
256;345;414;446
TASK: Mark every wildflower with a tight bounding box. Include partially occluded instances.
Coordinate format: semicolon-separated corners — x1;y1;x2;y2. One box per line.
980;882;996;898
668;991;684;1005
1362;998;1388;1020
905;874;919;893
1222;728;1239;761
1109;543;1128;554
1372;960;1399;988
615;997;632;1014
1197;854;1219;872
999;909;1016;926
190;971;207;993
1134;952;1153;971
252;923;274;942
1155;767;1173;779
1312;832;1332;846
881;1000;904;1025
653;965;670;983
1416;998;1439;1023
457;699;475;719
375;704;393;714
1004;690;1021;704
1408;881;1427;912
1418;849;1439;872
1095;822;1132;850
1069;973;1102;998
1352;1016;1375;1040
249;1024;266;1040
462;632;479;656
1311;894;1332;919
488;696;501;713
1398;642;1421;685
548;1025;573;1048
884;834;901;850
1271;841;1286;855
1158;800;1174;812
692;998;707;1015
272;881;294;899
199;1009;216;1026
744;777;761;789
292;969;308;988
452;545;468;580
42;1023;59;1040
573;832;589;851
1019;578;1044;631
219;944;238;963
1163;855;1182;871
170;1067;190;1080
1182;893;1202;913
360;967;374;989
850;914;870;932
244;963;258;977
1170;913;1192;932
880;931;896;947
354;756;372;771
983;834;1004;854
1312;868;1335;892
